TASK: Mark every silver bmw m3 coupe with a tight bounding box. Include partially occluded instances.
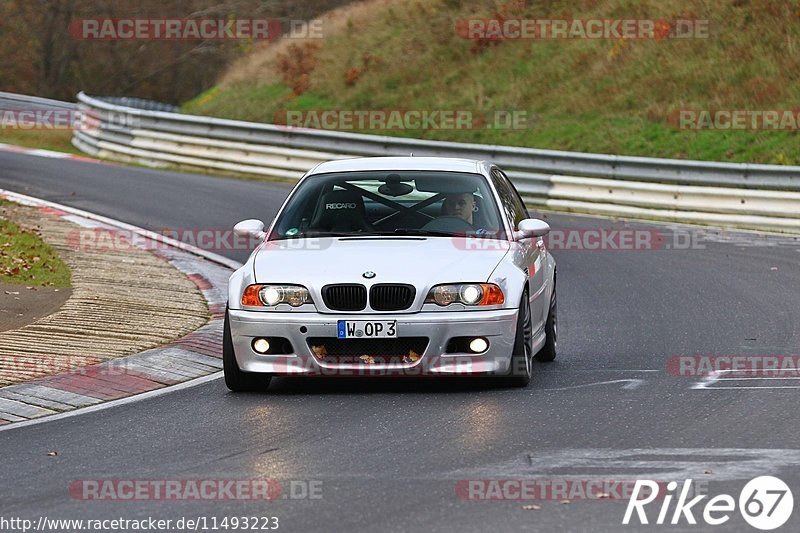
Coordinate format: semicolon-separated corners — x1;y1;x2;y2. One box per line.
224;157;557;391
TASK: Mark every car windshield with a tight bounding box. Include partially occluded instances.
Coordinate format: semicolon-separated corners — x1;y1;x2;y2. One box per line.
270;170;508;240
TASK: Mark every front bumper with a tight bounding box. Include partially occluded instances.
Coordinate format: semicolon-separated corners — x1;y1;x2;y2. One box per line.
228;308;518;376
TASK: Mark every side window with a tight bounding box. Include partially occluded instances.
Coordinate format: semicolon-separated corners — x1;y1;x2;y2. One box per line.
491;168;527;229
500;170;530;221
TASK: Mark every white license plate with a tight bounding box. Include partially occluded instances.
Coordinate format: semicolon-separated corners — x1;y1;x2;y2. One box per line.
337;320;397;339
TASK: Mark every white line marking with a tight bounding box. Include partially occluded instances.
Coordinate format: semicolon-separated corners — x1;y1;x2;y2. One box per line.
533;207;796;240
702;386;800;390
542;378;644;391
0;372;223;433
26;149;72;159
454;448;800;482
0;143;76;160
708;377;800;381
692;370;722;390
693;369;800;390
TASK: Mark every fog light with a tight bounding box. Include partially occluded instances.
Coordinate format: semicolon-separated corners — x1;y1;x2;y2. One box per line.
253;338;271;354
469;337;489;353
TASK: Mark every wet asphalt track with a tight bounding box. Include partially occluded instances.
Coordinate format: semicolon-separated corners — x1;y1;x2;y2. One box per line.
2;151;800;532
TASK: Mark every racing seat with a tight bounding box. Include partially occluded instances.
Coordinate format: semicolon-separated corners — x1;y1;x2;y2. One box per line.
309;189;373;233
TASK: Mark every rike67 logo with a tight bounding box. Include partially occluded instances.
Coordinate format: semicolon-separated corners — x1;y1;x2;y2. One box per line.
623;477;793;530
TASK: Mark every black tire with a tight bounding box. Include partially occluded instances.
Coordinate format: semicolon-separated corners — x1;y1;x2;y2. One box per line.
501;291;533;387
223;308;273;392
534;281;558;362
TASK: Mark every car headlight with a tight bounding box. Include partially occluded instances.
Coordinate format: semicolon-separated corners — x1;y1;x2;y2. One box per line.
424;283;504;307
242;284;312;307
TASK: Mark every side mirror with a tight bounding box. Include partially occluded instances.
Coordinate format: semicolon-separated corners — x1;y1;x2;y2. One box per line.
234;219;267;241
514;218;550;240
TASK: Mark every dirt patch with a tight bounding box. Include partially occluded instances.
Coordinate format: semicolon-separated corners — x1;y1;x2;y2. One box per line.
0;282;71;333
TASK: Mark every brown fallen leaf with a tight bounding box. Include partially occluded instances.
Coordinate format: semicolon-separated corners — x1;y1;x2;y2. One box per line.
311;345;328;359
360;355;376;364
408;350;420;362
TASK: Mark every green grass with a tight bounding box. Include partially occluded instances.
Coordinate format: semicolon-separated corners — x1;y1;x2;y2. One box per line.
184;0;800;165
0;129;80;155
0;207;71;288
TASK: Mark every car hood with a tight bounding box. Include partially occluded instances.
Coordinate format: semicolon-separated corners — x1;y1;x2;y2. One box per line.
254;236;510;294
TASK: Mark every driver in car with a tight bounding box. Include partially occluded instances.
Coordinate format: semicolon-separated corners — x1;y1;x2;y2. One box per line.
442;192;477;225
440;192;496;236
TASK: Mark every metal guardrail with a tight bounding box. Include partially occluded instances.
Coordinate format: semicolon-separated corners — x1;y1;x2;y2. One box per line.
73;92;800;233
92;96;179;113
0;92;176;114
0;92;76;111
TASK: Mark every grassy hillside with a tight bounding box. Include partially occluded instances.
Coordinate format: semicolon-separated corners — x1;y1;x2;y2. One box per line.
184;0;800;164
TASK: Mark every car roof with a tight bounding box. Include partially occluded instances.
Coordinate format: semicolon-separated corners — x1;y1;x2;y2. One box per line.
307;157;490;176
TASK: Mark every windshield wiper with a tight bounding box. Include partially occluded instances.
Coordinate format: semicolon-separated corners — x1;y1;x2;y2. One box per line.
388;229;460;237
293;229;465;238
302;231;378;238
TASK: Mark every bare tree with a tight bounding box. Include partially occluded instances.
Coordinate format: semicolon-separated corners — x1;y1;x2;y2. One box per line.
0;0;354;102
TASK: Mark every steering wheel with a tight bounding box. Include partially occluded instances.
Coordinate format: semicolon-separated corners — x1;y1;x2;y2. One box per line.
421;216;475;233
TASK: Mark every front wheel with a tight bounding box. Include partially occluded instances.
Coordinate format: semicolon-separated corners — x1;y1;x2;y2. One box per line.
223;308;273;392
534;281;557;362
500;291;533;387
